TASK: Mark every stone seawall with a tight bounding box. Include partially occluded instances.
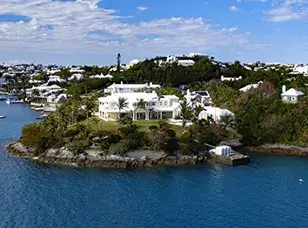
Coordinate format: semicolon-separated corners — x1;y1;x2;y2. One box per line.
5;142;208;168
247;144;308;157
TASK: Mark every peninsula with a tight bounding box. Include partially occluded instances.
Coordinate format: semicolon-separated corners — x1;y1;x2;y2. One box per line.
2;54;308;165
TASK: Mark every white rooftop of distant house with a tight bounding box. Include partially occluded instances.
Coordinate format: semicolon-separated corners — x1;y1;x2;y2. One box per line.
107;82;160;89
187;52;204;57
281;88;304;96
239;81;263;92
90;73;113;79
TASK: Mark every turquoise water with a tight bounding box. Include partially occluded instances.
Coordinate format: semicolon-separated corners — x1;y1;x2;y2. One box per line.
1;101;308;228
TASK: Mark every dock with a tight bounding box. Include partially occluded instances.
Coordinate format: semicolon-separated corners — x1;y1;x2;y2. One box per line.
209;152;251;165
205;143;251;166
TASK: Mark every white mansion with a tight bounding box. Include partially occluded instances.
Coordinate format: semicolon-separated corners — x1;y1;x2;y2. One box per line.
98;91;181;121
98;82;234;123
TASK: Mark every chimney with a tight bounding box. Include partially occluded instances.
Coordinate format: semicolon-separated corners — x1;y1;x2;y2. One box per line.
149;82;152;86
121;81;123;84
282;85;286;93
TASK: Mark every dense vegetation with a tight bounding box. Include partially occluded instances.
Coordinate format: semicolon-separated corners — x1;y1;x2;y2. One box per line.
21;100;229;156
6;55;308;154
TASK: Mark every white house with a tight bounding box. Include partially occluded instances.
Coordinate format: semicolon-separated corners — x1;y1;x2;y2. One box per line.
178;59;195;67
104;82;160;94
210;145;233;156
221;75;242;82
239;81;263;92
89;73;113;79
28;79;43;84
69;67;84;73
185;89;212;106
281;85;304;103
46;69;61;75
26;84;65;97
98;92;181;121
198;106;234;124
46;93;68;103
125;59;140;69
48;75;66;84
68;73;84;81
292;65;308;74
155;55;195;67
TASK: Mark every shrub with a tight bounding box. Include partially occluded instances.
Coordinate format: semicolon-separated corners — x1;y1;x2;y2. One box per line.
21;123;62;155
67;139;89;155
149;125;158;131
108;141;128;156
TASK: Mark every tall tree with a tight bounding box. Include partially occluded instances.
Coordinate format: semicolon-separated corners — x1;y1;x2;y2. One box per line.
114;97;128;131
180;98;193;128
134;98;147;120
117;53;121;72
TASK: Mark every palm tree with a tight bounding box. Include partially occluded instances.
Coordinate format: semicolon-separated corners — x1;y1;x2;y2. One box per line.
114;97;128;131
53;102;71;130
32;89;40;98
156;91;164;120
148;108;155;120
192;105;204;123
69;100;79;124
180;98;193;129
83;96;98;119
134;98;147;120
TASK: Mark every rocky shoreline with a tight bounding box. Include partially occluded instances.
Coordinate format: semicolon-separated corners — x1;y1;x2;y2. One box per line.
5;141;250;168
5;141;208;168
247;144;308;157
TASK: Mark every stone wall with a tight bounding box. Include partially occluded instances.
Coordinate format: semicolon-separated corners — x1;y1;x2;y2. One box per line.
248;144;308;157
5;141;208;168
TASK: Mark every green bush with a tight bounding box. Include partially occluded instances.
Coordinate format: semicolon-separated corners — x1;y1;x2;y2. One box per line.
67;139;89;155
123;138;139;150
108;141;128;156
21;123;63;155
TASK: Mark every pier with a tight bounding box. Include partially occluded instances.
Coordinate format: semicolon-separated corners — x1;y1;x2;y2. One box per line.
205;142;251;166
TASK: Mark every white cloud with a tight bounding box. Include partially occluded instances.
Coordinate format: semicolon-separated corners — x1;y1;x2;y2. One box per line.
0;0;250;63
137;6;148;12
265;0;308;22
229;6;239;12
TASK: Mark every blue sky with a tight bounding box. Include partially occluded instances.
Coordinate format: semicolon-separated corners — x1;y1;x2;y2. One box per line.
0;0;307;65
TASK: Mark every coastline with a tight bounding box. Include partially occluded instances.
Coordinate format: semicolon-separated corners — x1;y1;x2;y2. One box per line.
5;141;250;168
247;144;308;157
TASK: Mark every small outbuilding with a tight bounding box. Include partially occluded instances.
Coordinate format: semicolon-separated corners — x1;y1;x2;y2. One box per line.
281;85;304;103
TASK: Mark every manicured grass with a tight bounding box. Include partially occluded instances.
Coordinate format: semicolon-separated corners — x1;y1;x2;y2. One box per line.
76;117;182;135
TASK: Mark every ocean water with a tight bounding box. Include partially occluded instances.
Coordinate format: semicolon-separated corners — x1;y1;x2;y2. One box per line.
1;101;308;228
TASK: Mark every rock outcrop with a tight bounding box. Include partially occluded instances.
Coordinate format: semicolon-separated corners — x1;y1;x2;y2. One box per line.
5;141;208;168
248;144;308;157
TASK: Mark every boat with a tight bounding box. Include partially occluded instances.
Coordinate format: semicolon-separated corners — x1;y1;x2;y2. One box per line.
0;96;5;101
11;100;24;104
0;115;6;119
34;107;44;111
36;113;48;119
6;98;11;104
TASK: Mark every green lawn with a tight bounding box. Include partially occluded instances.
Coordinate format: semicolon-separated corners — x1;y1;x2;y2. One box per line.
77;117;182;135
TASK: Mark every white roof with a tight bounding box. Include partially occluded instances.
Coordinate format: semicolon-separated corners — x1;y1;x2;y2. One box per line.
99;92;158;103
107;83;160;89
201;107;234;117
90;73;113;79
179;59;195;63
281;88;304;96
239;81;263;92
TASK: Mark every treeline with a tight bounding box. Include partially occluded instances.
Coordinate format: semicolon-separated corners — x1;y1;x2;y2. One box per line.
204;81;308;147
